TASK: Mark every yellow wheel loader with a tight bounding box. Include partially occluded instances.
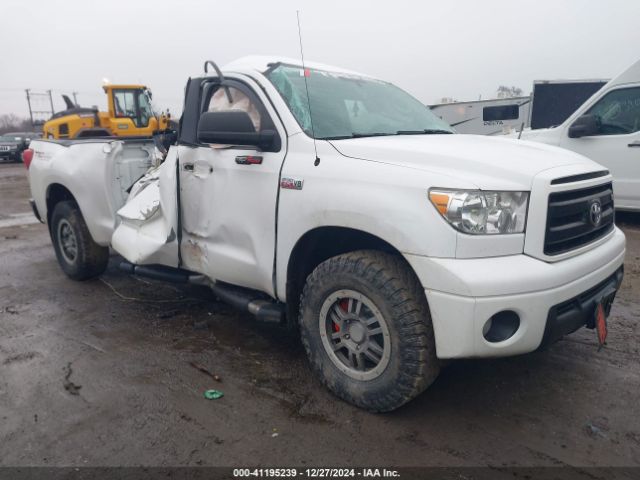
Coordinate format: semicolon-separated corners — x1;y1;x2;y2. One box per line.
43;85;172;139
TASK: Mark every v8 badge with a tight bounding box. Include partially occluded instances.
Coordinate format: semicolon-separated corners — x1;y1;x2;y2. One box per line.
280;177;304;190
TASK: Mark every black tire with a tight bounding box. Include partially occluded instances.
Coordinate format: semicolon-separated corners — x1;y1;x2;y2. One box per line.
50;200;109;280
299;250;440;412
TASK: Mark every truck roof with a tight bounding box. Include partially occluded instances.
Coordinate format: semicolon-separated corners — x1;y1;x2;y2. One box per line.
103;84;147;90
221;55;373;79
430;96;531;108
607;58;640;88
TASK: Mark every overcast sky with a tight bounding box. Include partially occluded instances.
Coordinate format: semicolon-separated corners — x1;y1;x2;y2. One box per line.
1;0;639;120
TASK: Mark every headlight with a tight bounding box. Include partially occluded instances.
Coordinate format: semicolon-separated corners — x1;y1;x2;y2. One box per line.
429;189;529;234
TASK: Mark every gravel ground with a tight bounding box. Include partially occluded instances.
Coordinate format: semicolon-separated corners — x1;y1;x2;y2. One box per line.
0;162;639;468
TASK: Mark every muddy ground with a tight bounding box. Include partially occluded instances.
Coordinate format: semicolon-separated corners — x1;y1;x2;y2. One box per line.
0;162;639;468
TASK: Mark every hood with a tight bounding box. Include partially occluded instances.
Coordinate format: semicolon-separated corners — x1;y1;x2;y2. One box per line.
0;139;21;146
506;127;562;145
329;134;598;190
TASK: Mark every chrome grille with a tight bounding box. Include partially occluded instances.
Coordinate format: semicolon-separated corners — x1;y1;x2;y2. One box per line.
544;182;614;255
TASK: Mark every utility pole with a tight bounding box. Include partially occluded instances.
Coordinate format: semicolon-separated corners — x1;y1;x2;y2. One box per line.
47;90;55;114
25;89;34;127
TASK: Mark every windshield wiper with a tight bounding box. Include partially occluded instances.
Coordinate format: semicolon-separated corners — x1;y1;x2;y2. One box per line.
396;129;453;135
321;132;394;140
319;135;355;140
352;132;395;138
322;130;452;140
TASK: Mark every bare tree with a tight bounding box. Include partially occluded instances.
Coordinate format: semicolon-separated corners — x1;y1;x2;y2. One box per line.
0;114;33;134
496;85;524;99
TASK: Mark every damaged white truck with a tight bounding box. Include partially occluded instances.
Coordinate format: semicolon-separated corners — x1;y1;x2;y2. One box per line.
26;57;625;411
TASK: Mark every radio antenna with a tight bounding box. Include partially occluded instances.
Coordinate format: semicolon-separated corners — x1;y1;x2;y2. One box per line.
296;10;320;165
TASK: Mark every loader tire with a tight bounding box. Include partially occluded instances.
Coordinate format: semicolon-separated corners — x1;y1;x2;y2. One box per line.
299;250;440;412
50;200;109;280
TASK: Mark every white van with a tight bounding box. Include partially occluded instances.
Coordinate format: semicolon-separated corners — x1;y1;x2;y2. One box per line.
514;59;640;211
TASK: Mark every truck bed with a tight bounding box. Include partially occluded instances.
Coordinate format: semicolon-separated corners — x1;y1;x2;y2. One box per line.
27;137;158;246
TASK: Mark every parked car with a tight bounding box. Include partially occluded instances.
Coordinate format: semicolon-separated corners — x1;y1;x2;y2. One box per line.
512;59;640;211
25;56;625;411
1;132;31;163
0;131;41;163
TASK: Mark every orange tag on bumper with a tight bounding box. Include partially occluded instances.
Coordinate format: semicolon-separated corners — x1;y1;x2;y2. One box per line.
595;303;608;349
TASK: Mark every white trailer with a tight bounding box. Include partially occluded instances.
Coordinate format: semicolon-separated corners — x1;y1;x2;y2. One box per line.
431;80;608;136
430;97;531;136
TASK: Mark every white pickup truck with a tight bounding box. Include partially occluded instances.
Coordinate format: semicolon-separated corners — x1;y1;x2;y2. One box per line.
26;56;625;411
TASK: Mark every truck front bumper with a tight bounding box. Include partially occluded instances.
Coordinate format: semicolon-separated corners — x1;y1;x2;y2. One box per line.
0;152;19;162
405;227;626;359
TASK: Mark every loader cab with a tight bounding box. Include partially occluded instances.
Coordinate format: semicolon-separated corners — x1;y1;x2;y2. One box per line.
105;85;160;137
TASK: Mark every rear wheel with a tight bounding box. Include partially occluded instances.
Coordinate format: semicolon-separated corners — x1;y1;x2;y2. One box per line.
299;250;440;412
50;201;109;280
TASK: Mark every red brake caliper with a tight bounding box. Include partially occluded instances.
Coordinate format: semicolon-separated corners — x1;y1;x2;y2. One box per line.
333;299;349;332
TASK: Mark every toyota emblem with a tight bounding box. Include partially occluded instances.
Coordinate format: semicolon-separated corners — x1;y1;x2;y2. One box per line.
589;200;602;226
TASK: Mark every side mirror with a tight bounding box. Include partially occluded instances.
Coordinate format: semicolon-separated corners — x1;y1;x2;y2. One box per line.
568;114;600;138
197;111;275;150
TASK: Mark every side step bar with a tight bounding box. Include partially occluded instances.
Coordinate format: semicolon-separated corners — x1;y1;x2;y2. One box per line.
119;262;193;283
207;283;284;324
119;261;284;323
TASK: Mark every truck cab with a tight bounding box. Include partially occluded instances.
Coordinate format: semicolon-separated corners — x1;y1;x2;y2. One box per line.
104;85;165;137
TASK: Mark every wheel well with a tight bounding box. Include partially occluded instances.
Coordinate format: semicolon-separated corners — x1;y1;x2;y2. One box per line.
46;183;76;226
285;227;403;327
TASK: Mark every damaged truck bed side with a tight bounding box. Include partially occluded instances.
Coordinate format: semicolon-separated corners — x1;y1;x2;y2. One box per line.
26;56;625;412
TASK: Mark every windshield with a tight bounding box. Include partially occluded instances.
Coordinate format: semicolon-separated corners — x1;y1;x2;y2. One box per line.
138;90;155;127
113;89;155;127
266;64;454;139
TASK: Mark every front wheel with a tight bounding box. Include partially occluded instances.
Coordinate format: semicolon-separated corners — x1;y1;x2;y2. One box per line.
50;201;109;280
299;250;440;412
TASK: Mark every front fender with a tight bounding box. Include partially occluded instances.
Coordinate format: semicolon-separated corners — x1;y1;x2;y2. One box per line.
275;143;465;300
